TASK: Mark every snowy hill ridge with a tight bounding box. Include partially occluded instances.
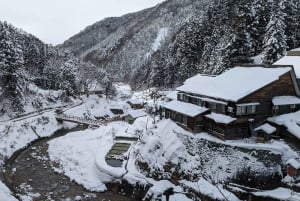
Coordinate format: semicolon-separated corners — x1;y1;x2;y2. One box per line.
61;0;300;88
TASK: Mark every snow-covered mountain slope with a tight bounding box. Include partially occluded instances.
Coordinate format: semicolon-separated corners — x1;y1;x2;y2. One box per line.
61;0;300;88
0;21;110;117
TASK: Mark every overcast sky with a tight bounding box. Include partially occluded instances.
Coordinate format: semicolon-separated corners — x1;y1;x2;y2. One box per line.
0;0;165;45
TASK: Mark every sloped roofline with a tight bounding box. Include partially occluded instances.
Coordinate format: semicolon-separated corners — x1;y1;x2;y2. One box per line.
177;65;298;103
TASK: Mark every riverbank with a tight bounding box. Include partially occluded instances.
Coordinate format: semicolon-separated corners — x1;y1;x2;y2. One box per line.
2;127;137;201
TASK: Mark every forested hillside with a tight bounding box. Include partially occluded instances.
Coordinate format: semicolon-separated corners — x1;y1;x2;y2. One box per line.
1;0;300;116
62;0;300;88
0;21;107;117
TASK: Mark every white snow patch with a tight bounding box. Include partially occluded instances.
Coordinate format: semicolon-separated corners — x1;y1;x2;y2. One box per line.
137;119;193;170
163;100;208;117
274;56;300;78
268;110;300;140
48;121;131;191
205;112;236;124
144;180;192;201
286;158;300;169
0;181;18;201
253;187;300;200
252;54;263;64
182;178;240;201
272;96;300;105
127;109;147;119
152;28;168;52
114;82;132;100
145;27;168;58
64;95;121;119
254;123;276;134
0;111;62;162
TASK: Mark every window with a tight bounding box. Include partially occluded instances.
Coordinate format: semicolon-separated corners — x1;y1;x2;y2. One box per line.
171;111;176;119
216;104;226;113
272;105;279;115
178;93;183;101
236;105;256;115
209;102;217;111
166;111;170;118
184;95;189;103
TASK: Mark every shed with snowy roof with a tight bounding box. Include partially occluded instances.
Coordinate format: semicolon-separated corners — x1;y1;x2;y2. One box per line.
286;158;300;178
124;109;147;124
127;99;145;109
254;123;277;142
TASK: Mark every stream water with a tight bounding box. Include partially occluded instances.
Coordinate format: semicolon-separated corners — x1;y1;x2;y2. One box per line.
3;128;137;201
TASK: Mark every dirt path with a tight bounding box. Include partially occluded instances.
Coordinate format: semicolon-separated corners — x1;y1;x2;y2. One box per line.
3;128;137;201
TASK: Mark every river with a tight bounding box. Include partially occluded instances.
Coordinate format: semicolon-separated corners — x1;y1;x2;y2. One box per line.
3;128;137;201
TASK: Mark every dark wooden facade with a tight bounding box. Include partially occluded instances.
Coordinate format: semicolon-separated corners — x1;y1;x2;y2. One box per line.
165;108;206;132
165;69;300;140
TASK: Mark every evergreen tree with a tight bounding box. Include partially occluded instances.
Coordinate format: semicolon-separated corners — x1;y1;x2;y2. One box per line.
285;0;300;49
262;0;287;64
0;22;24;115
229;0;254;64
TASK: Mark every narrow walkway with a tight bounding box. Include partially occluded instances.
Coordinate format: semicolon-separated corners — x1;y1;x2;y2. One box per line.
55;114;121;127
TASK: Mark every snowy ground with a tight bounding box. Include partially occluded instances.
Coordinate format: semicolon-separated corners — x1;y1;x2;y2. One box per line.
2;83;300;200
0;83;134;201
47;114;294;200
0;83;73;122
0;111;63;201
0;181;18;201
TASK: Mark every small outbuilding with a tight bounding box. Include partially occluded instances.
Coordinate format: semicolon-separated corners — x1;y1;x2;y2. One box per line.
127;99;145;109
110;107;124;115
286;158;300;178
254;123;277;142
124;109;147;124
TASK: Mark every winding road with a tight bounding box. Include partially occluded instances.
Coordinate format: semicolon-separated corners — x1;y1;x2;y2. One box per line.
3;128;137;201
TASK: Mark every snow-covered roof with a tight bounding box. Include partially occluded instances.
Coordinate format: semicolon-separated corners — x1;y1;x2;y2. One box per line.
268;110;300;140
290;48;300;52
163;100;208;117
236;102;260;106
166;91;178;100
205;112;236;124
286;158;300;169
274;56;300;78
127;109;147;119
272;96;300;105
127;99;144;105
254;123;276;134
177;67;291;102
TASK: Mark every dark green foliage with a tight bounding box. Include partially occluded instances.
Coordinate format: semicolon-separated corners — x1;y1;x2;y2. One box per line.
262;0;287;64
0;22;25;115
0;20;85;116
145;0;299;87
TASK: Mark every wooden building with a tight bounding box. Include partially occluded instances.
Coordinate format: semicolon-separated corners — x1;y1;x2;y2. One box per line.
286;158;300;178
127;99;145;110
163;66;300;140
124;109;147;124
274;48;300;86
254;123;277;142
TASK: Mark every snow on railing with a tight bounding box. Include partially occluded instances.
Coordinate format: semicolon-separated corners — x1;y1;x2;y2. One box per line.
55;113;121;127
